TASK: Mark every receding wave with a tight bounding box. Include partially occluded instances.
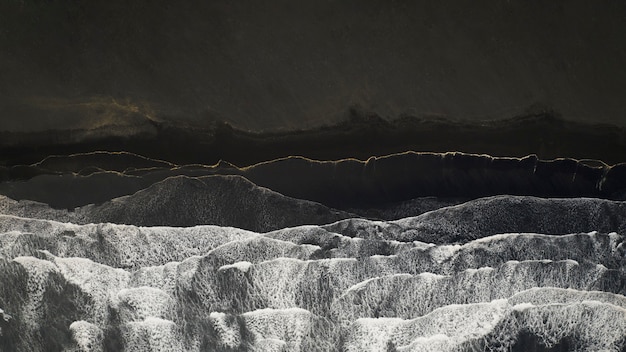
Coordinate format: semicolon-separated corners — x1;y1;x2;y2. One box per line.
1;152;625;212
2;111;626;167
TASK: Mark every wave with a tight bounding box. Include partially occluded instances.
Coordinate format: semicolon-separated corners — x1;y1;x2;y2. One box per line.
0;175;354;232
2;189;626;239
1;152;626;212
1;221;624;351
2;111;626;168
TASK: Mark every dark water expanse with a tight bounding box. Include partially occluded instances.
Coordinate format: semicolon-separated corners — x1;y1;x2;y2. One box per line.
1;0;626;135
1;2;626;351
2;111;626;169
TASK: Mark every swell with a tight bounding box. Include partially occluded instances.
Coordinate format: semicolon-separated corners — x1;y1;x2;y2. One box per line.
0;175;355;232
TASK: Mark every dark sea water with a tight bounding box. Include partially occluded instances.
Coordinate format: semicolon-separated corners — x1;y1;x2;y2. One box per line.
2;0;626;133
1;2;625;351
